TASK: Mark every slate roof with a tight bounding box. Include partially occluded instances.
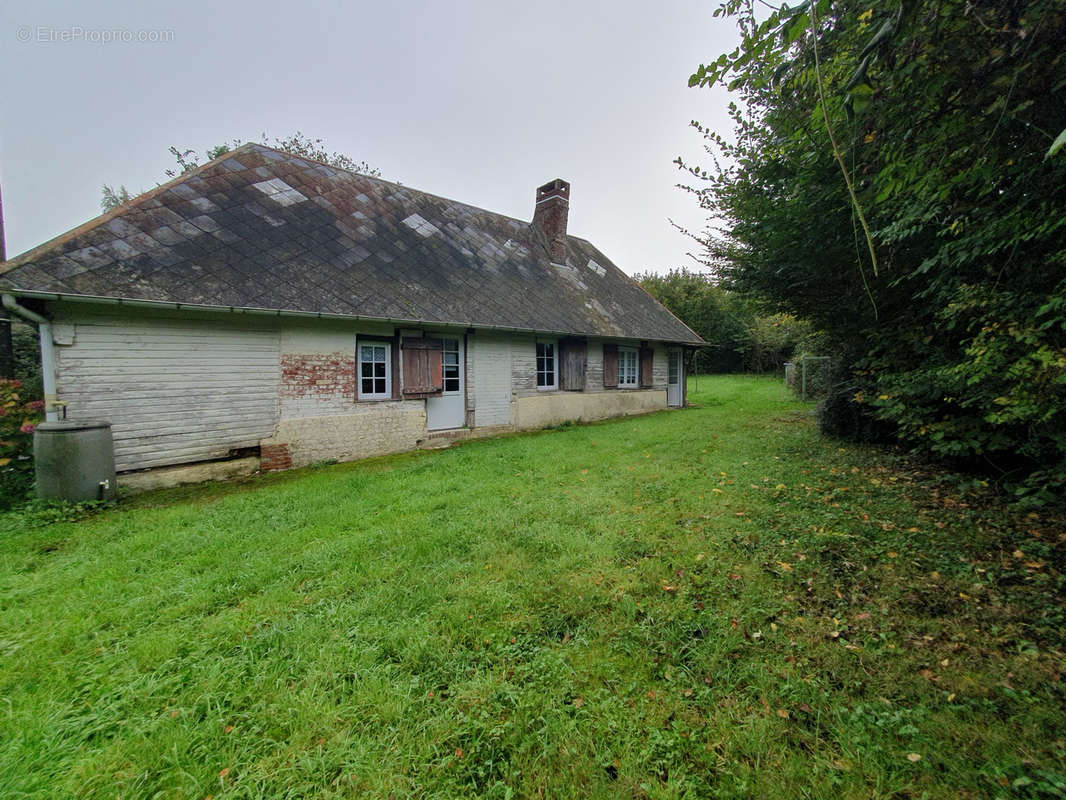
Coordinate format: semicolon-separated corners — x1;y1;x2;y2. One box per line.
0;144;702;344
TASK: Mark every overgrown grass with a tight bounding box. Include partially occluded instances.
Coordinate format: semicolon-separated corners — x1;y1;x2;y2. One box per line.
1;376;1063;798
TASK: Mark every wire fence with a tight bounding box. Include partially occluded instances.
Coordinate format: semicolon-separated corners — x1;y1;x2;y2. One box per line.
784;356;833;401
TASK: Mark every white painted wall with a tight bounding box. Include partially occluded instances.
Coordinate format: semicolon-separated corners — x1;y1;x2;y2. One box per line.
51;305;280;471
473;332;513;426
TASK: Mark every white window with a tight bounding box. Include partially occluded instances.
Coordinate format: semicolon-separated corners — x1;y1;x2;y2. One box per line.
536;341;557;389
619;347;638;387
358;341;391;400
442;339;461;393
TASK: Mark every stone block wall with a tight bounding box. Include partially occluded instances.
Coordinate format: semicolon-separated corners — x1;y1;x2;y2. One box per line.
261;401;427;470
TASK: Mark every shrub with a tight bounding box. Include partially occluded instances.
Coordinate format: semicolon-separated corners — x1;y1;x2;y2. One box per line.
0;379;44;510
818;379;895;446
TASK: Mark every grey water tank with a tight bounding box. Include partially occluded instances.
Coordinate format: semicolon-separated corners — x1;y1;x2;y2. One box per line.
34;420;117;502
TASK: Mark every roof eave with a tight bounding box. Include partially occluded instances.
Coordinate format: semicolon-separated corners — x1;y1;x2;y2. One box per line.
4;289;706;346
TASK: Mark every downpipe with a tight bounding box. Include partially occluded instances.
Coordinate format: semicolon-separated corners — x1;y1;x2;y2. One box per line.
2;293;59;422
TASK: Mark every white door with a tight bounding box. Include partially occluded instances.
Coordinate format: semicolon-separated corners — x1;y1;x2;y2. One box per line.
426;337;465;429
667;350;683;407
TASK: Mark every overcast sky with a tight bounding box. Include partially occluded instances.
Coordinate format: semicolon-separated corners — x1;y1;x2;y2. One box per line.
0;0;738;275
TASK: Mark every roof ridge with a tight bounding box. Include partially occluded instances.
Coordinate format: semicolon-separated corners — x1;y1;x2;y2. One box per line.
245;142;544;236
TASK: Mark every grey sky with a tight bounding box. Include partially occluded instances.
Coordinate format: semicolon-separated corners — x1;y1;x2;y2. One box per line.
0;0;737;275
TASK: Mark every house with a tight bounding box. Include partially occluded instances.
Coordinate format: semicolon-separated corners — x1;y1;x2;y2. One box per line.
0;143;702;487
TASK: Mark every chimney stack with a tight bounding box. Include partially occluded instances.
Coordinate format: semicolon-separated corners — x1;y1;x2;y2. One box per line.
532;178;569;263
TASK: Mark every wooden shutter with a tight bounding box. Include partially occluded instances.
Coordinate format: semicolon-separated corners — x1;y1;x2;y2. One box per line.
559;338;587;391
639;347;654;388
401;337;443;397
603;343;618;389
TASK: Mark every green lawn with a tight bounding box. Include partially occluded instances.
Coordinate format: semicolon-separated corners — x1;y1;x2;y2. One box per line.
1;376;1063;799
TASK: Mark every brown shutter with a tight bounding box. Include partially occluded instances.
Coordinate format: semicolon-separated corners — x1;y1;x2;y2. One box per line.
559;338;587;391
639;347;654;388
401;337;444;397
603;343;618;389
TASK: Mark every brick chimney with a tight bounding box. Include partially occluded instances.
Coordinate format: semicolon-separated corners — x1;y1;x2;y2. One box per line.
532;178;569;263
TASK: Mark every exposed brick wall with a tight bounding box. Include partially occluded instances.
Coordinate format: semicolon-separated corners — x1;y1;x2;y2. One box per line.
280;352;354;406
260;443;292;471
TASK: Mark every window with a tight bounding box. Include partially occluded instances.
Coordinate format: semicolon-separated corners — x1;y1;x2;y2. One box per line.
618;347;638;387
443;339;460;393
536;341;557;389
358;341;391;400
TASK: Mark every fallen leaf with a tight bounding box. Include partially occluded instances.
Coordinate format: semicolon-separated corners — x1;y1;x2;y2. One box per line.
662;585;677;592
223;725;234;734
776;708;789;718
797;703;813;713
777;562;793;572
906;753;922;763
455;748;464;759
219;767;231;778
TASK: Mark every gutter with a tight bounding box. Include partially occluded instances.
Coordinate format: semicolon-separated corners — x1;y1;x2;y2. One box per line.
2;289;707;346
2;293;60;422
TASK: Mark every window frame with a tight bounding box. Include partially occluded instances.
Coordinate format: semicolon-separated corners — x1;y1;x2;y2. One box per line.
441;337;461;395
357;339;392;401
536;339;558;391
618;346;639;388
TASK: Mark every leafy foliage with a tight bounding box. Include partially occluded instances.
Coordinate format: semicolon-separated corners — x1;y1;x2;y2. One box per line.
11;321;42;398
636;268;822;372
682;0;1066;501
0;379;43;509
101;131;380;210
98;184;132;212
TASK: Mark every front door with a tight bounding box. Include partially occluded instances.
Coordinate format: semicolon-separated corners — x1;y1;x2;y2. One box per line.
667;350;683;407
426;337;465;429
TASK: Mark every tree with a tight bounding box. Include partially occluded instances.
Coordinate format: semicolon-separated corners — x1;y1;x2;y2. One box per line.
683;0;1066;501
101;132;379;211
636;269;819;372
